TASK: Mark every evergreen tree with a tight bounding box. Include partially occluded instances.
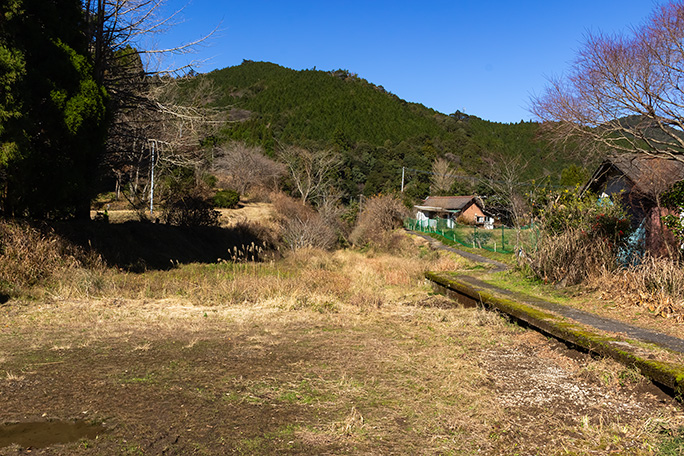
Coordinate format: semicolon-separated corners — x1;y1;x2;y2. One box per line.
0;0;107;219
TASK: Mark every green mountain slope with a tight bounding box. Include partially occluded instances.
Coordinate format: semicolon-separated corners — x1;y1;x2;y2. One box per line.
182;61;582;200
203;61;449;145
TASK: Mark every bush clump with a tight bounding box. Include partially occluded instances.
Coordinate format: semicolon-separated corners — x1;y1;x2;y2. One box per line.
350;194;408;248
163;195;221;227
525;191;632;286
213;189;240;208
271;193;337;250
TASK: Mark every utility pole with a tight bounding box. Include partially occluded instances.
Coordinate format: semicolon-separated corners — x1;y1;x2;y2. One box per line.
401;167;405;192
149;140;156;217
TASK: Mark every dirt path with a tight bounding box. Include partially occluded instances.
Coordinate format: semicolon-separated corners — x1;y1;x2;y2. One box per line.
407;229;509;272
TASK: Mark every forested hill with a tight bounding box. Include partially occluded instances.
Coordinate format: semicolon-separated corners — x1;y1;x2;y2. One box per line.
183;60;583;199
206;61;448;146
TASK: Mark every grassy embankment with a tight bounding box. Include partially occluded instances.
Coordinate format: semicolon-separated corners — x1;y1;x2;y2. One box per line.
419;222;684;344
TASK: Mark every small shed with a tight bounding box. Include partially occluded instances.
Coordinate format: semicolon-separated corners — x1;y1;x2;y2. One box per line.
583;153;684;255
414;196;494;229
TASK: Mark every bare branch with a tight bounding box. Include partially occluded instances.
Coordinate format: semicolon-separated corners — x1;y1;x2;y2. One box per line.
278;146;341;205
213;142;286;195
532;2;684;162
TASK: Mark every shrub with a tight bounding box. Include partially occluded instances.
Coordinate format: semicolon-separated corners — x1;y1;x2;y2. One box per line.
661;179;684;253
280;215;338;250
271;193;337;250
350;194;408;248
213;189;240;208
590;212;631;245
163;195;221;227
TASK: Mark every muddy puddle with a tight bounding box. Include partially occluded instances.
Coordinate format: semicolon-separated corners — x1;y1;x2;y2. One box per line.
0;420;107;448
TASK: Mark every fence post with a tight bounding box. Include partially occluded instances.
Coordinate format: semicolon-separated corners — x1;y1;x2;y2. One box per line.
502;225;505;250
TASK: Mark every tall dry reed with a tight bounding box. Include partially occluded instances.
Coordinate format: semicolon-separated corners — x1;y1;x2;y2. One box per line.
594;255;684;321
0;220;103;297
524;228;617;286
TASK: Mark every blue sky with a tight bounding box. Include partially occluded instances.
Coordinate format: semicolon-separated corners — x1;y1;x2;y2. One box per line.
153;0;662;123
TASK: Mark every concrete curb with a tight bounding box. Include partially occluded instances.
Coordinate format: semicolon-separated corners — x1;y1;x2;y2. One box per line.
426;271;684;396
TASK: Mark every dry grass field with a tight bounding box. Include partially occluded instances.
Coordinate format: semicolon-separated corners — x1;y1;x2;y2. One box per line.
1;232;684;454
91;200;276;228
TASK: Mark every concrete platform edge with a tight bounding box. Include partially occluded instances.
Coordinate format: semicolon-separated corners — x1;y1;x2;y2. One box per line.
426;271;684;395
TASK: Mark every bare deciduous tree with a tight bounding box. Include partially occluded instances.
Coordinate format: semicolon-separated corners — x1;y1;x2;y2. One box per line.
103;77;223;216
271;192;337;250
83;0;223;215
532;1;684;162
279;146;341;205
483;153;531;244
83;0;216;89
430;157;456;195
213;142;286;195
349;194;408;247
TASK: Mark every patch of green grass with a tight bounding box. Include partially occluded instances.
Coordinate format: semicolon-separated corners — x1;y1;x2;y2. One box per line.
119;442;144;455
422;231;517;265
15;350;64;368
277;379;323;404
224;377;330;406
658;427;684;455
483;270;574;305
222;391;242;402
119;371;156;385
234;424;303;455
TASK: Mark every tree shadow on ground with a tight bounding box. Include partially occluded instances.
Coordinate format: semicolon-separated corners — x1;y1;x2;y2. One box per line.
50;220;272;272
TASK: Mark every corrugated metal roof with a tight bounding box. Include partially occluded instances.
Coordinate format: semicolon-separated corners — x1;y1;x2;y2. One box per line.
421;196;479;211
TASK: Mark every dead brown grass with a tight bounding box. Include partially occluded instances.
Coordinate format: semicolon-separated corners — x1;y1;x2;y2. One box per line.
0;220;104;297
525;228;617;286
217;201;276;228
0;231;681;454
588;255;684;323
92;201;277;228
75;240;461;310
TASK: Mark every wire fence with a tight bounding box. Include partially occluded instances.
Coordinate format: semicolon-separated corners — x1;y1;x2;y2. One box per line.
404;218;538;254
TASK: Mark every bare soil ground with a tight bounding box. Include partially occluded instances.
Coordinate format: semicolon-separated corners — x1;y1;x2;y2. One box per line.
1;244;683;455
